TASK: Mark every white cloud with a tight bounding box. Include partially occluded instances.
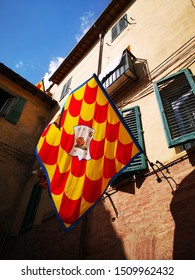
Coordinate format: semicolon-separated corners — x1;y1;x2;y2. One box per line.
15;60;23;68
43;57;64;90
75;11;95;42
42;12;94;90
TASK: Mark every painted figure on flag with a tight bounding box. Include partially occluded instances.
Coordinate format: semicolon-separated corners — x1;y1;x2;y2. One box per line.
35;74;142;231
69;125;95;160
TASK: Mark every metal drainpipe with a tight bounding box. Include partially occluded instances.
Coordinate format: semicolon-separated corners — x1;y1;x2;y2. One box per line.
97;32;105;76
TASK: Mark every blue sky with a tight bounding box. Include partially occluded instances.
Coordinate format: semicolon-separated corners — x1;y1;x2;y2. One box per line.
0;0;111;89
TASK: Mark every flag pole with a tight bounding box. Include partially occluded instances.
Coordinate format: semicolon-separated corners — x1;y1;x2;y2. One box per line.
42;78;45;93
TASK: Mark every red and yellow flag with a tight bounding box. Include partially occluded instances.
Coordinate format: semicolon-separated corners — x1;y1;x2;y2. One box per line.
36;79;45;92
35;74;142;231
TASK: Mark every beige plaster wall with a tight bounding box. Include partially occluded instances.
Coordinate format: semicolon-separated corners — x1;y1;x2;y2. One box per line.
52;43;100;104
0;75;55;240
50;0;195;164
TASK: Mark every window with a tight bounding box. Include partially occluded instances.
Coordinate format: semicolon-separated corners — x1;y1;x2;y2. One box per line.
60;77;72;100
101;50;137;91
111;14;128;41
154;69;195;148
0;87;26;124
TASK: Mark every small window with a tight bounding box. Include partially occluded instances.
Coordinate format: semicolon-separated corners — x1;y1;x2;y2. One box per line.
0;97;16;117
0;87;13;112
154;69;195;148
111;14;128;41
0;87;26;124
60;77;72;100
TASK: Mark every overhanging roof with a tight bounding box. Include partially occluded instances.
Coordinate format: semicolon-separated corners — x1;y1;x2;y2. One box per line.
49;0;131;85
0;63;57;106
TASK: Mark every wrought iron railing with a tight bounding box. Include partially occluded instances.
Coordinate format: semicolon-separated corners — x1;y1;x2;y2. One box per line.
101;50;137;90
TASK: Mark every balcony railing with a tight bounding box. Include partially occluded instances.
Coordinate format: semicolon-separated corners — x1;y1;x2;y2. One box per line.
101;50;138;93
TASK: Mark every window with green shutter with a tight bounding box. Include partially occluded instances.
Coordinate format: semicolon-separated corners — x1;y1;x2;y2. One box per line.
112;106;146;185
5;96;26;124
121;106;147;172
0;94;26;124
154;69;195;148
111;14;128;41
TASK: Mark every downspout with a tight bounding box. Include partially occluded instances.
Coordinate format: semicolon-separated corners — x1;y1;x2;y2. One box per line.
97;32;105;76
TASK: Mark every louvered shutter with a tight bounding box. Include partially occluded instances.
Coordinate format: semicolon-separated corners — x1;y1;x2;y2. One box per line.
5;96;26;124
60;77;72;100
154;69;195;147
119;14;127;33
121;106;146;172
111;14;128;41
111;25;118;41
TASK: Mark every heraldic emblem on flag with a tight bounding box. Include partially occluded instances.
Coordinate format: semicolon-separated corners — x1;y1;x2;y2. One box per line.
35;74;142;231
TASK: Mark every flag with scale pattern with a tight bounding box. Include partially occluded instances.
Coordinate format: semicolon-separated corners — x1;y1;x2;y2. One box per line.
35;74;142;231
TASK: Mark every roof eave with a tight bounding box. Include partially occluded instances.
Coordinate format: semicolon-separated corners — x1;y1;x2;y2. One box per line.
49;0;131;85
0;63;57;106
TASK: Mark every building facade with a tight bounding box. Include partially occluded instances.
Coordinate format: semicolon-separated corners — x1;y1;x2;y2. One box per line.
0;63;57;256
1;0;195;259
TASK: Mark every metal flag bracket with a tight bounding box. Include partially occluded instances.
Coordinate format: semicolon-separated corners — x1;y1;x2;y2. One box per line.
103;191;118;221
146;158;179;194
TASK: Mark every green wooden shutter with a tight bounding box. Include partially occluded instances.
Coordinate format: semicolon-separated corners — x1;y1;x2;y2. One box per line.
121;106;147;172
5;96;26;124
154;69;195;147
112;106;146;185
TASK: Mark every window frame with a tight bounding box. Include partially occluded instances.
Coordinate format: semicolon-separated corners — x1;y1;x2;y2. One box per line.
154;68;195;148
111;14;128;42
0;95;26;124
60;77;72;101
